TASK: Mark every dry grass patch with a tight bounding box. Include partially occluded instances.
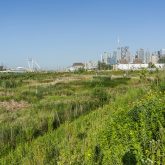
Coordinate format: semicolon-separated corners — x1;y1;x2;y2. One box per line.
0;100;29;111
0;91;14;96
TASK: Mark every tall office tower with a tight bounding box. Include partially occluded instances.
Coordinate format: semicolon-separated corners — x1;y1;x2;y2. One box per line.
145;51;151;64
126;49;131;63
121;47;125;59
116;36;121;63
107;52;112;65
137;48;145;63
113;51;118;64
116;47;121;63
101;52;111;64
129;52;133;64
120;46;130;64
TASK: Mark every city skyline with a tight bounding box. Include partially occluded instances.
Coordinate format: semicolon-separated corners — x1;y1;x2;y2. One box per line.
0;0;165;69
101;47;165;65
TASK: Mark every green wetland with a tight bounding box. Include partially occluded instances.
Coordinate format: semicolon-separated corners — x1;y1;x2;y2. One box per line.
0;70;165;164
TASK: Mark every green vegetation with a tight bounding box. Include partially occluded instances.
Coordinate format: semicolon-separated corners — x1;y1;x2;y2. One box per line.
158;56;165;64
97;61;113;70
0;70;165;164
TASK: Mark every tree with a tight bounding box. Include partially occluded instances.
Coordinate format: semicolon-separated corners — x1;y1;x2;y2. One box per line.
158;57;165;63
148;62;156;68
98;61;112;70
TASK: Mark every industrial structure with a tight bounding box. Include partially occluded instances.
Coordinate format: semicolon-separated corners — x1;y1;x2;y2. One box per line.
27;58;41;72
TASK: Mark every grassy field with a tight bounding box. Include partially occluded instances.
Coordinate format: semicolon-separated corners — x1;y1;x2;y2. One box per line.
0;70;165;164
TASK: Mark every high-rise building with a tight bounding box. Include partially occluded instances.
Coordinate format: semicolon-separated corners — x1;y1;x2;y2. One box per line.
112;51;117;64
101;51;118;65
145;51;151;64
117;47;121;63
120;46;131;64
137;48;145;63
101;52;111;64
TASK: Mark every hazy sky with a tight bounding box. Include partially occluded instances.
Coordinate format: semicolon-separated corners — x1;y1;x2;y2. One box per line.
0;0;165;69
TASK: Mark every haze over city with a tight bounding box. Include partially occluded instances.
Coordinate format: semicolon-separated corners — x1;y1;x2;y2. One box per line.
0;0;165;69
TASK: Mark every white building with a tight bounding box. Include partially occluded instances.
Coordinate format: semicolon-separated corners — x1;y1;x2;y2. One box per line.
84;61;98;70
66;63;84;72
116;63;165;70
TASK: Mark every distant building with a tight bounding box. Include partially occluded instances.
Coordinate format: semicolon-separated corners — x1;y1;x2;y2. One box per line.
67;62;84;71
133;58;143;64
100;46;165;66
84;61;97;70
117;47;121;63
101;51;118;65
145;51;151;64
136;48;145;63
120;58;129;64
72;63;84;69
120;46;131;64
151;55;159;64
101;52;111;64
109;51;117;65
116;63;165;70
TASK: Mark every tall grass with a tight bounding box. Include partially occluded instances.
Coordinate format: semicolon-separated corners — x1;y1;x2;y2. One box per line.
1;71;163;164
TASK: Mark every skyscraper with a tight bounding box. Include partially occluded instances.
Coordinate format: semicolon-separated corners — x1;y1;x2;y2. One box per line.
137;48;145;63
117;47;121;63
101;52;111;64
120;46;131;64
145;51;151;64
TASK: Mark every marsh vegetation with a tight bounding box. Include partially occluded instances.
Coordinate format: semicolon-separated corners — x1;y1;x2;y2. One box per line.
0;70;165;164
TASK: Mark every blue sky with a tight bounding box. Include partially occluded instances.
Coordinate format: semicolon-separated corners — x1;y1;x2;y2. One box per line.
0;0;165;69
